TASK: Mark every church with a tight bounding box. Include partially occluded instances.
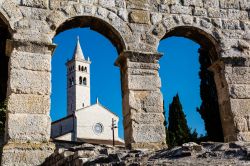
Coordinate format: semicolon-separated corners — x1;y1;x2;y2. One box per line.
51;37;124;146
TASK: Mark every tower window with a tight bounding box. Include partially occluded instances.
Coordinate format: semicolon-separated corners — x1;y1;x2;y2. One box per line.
84;67;87;72
81;66;84;71
79;77;82;85
83;77;87;86
78;65;81;71
71;77;74;86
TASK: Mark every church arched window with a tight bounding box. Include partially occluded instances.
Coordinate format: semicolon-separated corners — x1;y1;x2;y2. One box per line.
83;77;87;86
78;65;81;71
81;66;84;71
84;67;87;72
79;77;82;85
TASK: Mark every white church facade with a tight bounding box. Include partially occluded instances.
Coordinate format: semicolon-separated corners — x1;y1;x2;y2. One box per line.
51;37;124;145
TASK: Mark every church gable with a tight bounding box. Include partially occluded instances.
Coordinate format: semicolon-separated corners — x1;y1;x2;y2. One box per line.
76;103;118;119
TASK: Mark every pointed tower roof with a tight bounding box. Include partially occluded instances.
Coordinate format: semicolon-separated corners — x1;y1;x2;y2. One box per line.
73;36;85;61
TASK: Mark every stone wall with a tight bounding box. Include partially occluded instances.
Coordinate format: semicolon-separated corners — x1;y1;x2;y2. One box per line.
0;0;248;165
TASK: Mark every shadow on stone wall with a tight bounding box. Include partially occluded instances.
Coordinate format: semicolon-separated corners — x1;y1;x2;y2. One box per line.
0;135;4;164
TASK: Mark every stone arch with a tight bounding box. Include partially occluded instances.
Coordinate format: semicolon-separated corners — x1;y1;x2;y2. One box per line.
158;25;236;142
0;0;23;31
47;6;133;54
55;16;126;53
161;26;220;61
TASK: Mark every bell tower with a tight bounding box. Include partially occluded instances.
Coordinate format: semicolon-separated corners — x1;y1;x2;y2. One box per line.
66;37;91;115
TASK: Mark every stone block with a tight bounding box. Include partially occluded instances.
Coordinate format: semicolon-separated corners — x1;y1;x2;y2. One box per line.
10;51;51;71
8;94;50;114
13;30;52;45
122;90;163;117
170;5;192;15
151;13;162;25
131;123;166;143
230;99;250;115
203;0;219;8
182;0;203;7
22;0;48;9
123;112;165;128
6;114;51;142
219;0;240;9
207;8;222;18
1;142;55;166
129;142;166;150
229;84;250;99
126;0;149;10
193;7;207;16
200;18;212;29
127;61;160;70
237;132;250;141
129;10;150;24
127;75;161;90
9;68;50;95
99;0;115;8
1;0;23;21
127;68;158;76
225;67;250;84
115;0;126;8
240;0;250;10
228;9;249;20
79;0;94;5
182;15;193;25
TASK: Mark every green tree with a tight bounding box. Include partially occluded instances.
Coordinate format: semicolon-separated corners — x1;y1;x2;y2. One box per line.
168;94;190;147
163;101;170;145
0;100;6;136
197;48;224;142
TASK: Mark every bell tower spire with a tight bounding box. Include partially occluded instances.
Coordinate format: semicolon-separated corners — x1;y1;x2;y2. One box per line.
73;36;86;61
66;37;91;115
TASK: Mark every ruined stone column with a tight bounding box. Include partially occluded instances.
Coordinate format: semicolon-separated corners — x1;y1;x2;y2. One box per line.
116;51;166;150
220;56;250;142
210;54;250;142
209;60;237;142
1;39;55;166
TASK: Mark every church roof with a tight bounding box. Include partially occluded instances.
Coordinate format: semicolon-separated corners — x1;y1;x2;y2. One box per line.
75;102;119;118
72;36;86;61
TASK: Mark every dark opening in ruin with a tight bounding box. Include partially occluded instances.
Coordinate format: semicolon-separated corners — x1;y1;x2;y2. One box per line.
0;17;11;138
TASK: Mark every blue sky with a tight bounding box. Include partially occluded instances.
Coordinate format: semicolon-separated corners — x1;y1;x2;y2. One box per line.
51;28;205;139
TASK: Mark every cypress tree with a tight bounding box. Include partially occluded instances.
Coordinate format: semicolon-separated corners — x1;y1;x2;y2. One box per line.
168;94;190;147
197;48;224;142
163;100;170;145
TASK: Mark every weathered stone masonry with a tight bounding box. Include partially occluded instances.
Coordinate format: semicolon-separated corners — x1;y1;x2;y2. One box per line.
0;0;249;165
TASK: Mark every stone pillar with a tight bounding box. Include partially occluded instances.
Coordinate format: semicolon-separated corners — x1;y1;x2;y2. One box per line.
116;51;166;150
209;53;250;142
1;39;55;165
220;56;250;142
209;60;238;142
